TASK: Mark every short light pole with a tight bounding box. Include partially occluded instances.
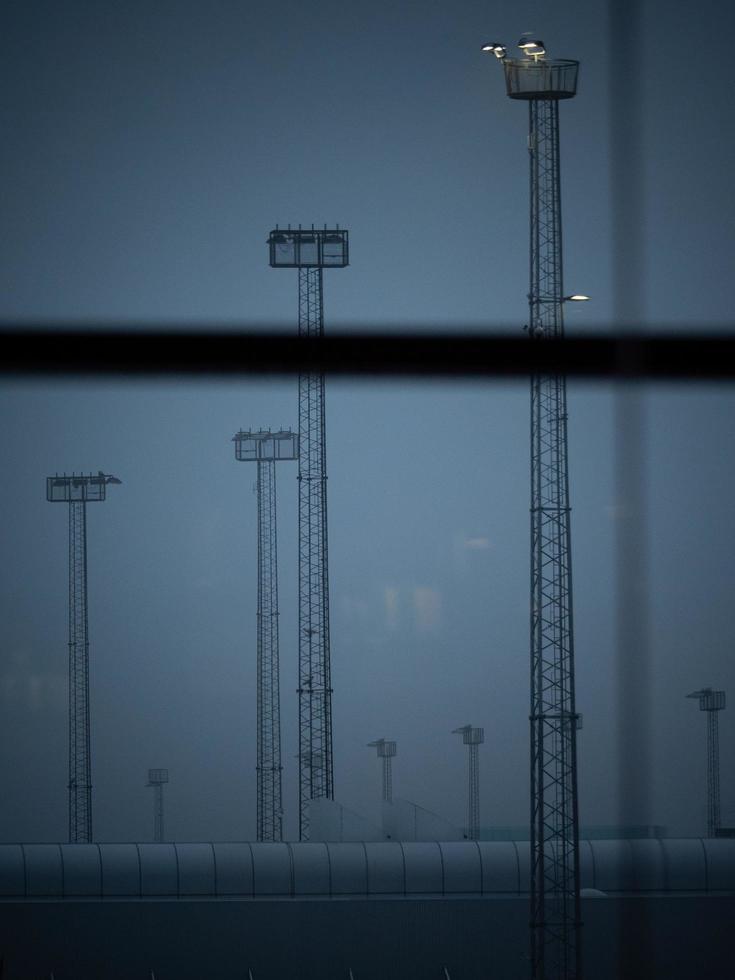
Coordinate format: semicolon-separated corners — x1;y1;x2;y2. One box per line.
368;739;397;804
452;726;484;840
147;768;169;843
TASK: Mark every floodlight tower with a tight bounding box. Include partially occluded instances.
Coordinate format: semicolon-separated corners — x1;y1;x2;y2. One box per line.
233;429;299;841
686;688;726;837
146;768;169;843
46;471;121;843
452;726;484;840
368;739;397;803
483;38;583;979
268;225;349;840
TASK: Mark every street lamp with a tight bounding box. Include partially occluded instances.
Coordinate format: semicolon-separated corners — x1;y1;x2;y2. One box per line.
518;37;546;60
481;42;507;59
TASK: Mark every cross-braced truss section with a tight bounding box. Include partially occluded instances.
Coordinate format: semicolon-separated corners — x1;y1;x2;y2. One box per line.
707;709;721;837
383;753;393;804
257;459;283;841
467;741;480;840
68;500;92;843
529;96;582;980
298;266;333;839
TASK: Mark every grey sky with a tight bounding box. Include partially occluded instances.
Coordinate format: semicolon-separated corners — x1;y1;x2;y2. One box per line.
0;1;733;843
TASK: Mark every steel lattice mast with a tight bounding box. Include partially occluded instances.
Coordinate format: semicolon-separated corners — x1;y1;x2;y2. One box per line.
146;768;169;843
257;455;281;840
46;471;121;843
268;226;349;839
483;38;583;979
234;429;298;841
687;688;726;837
526;78;582;980
368;739;397;804
453;725;484;840
298;264;332;840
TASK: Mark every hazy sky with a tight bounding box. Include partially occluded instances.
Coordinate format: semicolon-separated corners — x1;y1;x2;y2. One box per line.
0;0;733;843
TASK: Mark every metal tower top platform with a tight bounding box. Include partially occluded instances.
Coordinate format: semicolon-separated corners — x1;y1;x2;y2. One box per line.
268;227;349;268
687;688;726;711
147;769;169;785
368;739;397;758
233;429;299;462
502;59;579;100
453;725;485;745
46;472;121;503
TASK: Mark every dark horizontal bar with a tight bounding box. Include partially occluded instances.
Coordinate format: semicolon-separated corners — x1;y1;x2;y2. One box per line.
1;328;734;380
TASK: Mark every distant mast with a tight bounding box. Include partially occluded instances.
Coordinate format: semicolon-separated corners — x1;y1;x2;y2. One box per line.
686;688;726;837
368;739;397;804
233;429;299;841
146;769;169;843
47;471;122;843
452;726;484;840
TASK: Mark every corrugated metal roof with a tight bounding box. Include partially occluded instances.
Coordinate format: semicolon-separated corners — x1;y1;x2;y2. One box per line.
0;840;732;900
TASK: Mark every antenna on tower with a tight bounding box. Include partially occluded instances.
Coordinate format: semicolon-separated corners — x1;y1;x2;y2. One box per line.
46;471;121;843
233;428;298;842
268;226;349;840
686;688;726;837
452;726;484;840
483;35;583;980
368;739;397;804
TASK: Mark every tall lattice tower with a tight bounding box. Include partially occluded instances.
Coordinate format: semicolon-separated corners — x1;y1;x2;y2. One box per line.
483;37;583;979
234;428;299;841
46;471;121;843
146;768;169;843
368;739;397;804
687;688;726;837
268;225;349;840
452;725;484;840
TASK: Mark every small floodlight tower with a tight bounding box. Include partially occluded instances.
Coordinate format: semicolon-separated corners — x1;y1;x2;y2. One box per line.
686;688;726;837
234;429;299;841
146;768;169;843
452;726;484;840
46;471;121;843
368;739;397;804
268;225;349;840
483;38;582;979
